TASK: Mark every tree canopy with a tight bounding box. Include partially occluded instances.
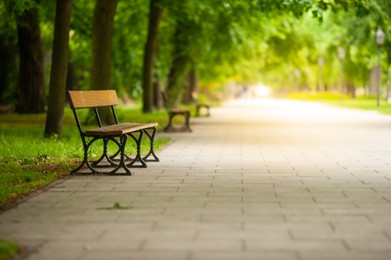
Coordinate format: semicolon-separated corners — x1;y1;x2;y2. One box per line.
0;0;390;134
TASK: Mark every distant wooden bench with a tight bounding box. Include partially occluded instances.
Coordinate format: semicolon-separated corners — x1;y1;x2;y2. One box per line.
195;102;210;117
161;92;192;132
67;90;159;175
192;92;210;117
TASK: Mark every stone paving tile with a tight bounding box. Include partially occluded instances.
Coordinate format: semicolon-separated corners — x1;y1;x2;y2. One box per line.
299;252;391;260
191;252;299;260
25;240;143;260
81;252;190;260
144;239;242;251
24;249;84;260
246;238;347;252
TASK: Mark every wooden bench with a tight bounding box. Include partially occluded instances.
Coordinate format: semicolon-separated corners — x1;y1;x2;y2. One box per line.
192;92;210;117
67;90;159;175
195;102;210;117
161;92;192;132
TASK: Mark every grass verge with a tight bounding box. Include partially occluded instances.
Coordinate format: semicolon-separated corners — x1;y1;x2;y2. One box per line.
0;105;172;209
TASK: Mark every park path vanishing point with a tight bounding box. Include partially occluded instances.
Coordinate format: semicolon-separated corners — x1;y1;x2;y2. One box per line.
1;98;391;260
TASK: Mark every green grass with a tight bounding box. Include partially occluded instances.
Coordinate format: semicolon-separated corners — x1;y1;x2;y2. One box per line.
287;92;391;115
0;239;19;260
0;105;172;208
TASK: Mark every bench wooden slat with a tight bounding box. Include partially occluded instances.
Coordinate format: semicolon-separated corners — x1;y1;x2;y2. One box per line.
85;122;158;137
68;90;118;109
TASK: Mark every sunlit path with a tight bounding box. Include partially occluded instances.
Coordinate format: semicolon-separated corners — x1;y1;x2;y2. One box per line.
189;98;391;174
1;98;391;260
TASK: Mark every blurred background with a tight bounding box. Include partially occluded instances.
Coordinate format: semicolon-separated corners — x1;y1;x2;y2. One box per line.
0;0;390;115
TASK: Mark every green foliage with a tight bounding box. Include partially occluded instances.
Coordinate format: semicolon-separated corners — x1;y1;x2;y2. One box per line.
67;0;94;90
112;0;149;98
256;0;313;17
0;239;19;259
1;0;391;109
3;0;38;18
96;202;130;210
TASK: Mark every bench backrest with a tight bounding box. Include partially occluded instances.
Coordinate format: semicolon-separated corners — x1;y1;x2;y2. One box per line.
67;90;119;109
67;90;120;133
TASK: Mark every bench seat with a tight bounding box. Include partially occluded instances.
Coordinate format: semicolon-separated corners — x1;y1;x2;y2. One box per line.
85;122;158;137
196;103;210;117
161;92;192;132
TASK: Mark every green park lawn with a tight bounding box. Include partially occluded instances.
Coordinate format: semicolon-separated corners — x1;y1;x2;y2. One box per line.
0;105;173;209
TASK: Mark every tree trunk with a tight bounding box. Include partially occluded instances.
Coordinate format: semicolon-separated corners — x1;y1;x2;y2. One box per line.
16;4;45;113
0;38;17;105
66;62;77;90
386;59;390;101
166;24;190;109
142;0;164;113
90;0;118;124
153;78;163;109
182;67;197;104
347;82;356;99
44;0;72;137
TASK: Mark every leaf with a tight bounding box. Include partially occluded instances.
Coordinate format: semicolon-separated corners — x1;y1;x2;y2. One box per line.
96;202;130;210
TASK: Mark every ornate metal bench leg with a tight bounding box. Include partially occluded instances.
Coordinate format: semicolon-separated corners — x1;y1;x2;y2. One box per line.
73;137;102;174
114;135;132;175
163;112;175;132
70;158;87;175
126;131;147;168
104;135;132;175
142;127;159;162
70;136;97;174
91;138;119;167
203;105;210;117
184;112;192;132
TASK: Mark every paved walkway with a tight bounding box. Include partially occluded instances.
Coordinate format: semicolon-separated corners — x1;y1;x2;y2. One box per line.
2;98;391;260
